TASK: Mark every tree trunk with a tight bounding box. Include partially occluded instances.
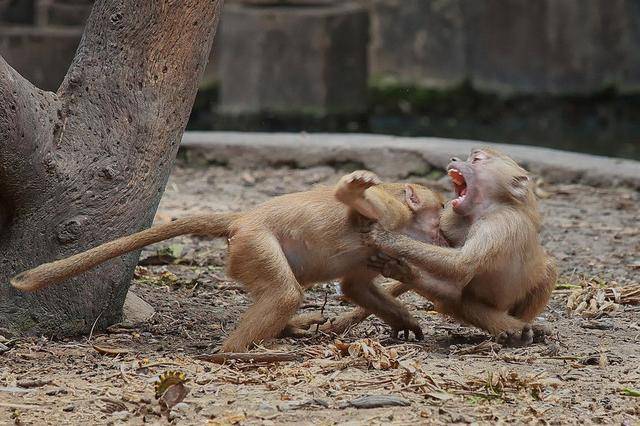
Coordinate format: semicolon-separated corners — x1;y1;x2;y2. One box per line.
0;0;224;337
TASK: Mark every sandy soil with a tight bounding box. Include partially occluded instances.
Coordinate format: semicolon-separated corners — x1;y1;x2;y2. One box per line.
2;161;639;425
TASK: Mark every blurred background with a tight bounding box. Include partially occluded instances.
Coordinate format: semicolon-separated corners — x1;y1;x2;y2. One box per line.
1;0;638;159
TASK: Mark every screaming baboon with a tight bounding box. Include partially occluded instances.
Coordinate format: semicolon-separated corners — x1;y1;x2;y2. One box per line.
365;149;557;344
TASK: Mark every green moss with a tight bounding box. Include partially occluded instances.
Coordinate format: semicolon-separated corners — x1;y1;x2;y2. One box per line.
368;78;502;117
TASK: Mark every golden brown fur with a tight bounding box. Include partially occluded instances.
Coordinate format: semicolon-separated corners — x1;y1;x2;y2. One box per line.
366;148;557;343
11;171;445;352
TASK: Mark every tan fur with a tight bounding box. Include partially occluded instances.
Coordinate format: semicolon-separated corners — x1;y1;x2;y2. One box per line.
11;214;240;291
367;149;557;341
11;171;445;352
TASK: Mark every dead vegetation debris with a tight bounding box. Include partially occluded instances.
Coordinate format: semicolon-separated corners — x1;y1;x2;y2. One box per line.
566;278;640;318
2;165;639;424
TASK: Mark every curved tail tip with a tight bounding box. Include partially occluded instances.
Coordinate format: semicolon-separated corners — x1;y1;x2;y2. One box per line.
10;273;39;292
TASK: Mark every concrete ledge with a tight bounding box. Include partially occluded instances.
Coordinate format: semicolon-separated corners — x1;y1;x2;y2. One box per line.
181;132;640;189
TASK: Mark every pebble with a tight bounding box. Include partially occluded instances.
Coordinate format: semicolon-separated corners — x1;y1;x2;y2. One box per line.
111;410;130;421
172;402;189;412
258;402;275;411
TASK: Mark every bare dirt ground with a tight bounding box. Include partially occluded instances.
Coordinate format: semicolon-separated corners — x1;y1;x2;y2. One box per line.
2;161;639;425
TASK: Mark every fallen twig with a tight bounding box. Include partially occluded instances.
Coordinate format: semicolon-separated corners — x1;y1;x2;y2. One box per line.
0;402;44;410
196;351;302;364
16;379;53;389
345;394;410;409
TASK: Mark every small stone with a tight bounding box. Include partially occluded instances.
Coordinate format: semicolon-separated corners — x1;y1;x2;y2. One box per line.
258;402;275;411
111;410;129;421
348;395;410;409
172;402;189;412
122;291;155;324
241;172;256;186
63;404;75;412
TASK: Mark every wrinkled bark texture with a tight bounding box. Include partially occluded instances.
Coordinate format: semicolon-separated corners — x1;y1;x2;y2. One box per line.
0;0;223;336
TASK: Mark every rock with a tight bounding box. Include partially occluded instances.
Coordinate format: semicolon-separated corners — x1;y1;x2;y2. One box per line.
172;402;189;412
169;401;190;419
258;402;275;412
218;1;368;115
346;394;410;409
122;291;155;324
111;410;129;421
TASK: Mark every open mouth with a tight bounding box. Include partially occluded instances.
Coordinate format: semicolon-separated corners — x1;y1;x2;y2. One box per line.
448;168;467;209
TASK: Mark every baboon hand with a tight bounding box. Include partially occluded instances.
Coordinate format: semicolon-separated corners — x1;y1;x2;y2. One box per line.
392;316;423;341
356;218;375;234
361;222;395;248
368;252;417;282
342;170;382;190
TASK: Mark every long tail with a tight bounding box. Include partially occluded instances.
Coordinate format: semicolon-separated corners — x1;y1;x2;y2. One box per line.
11;213;241;292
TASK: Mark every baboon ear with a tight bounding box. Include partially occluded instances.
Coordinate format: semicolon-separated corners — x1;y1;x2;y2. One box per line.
509;175;530;200
404;184;424;211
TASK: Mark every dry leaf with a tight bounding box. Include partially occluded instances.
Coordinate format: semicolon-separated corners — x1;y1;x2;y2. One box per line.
327;339;399;370
566;279;639;318
155;370;190;411
209;411;246;425
159;382;189;410
92;345;131;356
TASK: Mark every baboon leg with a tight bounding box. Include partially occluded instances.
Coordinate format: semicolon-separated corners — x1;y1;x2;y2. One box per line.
222;230;304;352
322;281;412;335
510;260;557;323
442;300;530;344
325;276;421;339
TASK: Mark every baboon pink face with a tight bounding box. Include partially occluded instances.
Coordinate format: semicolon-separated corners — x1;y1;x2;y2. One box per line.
447;149;531;216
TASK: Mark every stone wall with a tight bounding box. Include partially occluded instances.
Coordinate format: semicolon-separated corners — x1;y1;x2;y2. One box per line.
217;2;369;115
1;0;639;94
0;0;89;90
0;26;82;90
367;0;640;94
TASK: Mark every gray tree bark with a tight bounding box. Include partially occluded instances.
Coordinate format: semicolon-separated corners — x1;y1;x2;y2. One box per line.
0;0;224;337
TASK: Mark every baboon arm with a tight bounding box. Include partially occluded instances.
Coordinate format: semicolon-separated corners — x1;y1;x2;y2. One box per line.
334;171;409;229
406;273;462;302
370;214;516;287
